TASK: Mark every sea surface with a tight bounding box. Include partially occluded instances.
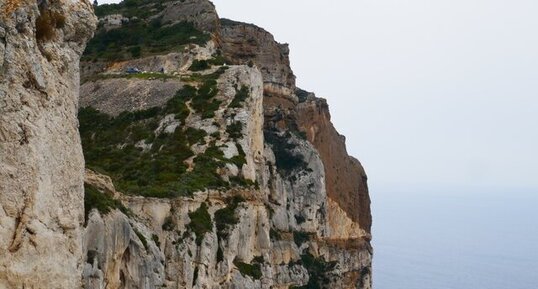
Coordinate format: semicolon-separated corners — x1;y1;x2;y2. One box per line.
372;190;538;289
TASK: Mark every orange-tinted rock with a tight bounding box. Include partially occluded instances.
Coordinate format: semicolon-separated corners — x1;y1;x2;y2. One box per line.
296;97;372;234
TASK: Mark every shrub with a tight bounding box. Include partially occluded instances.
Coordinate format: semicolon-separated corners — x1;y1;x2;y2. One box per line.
270;228;281;241
79;66;253;199
229;144;246;168
176;70;227;120
214;196;245;239
229;85;250;108
185;127;207;145
134;228;148;251
94;0;169;18
253;256;264;264
226;122;243;140
84;183;129;222
264;130;308;175
166;88;193;122
80;107;196;198
128;46;141;58
293;231;312;247
234;258;262;280
295;253;337;289
83;20;210;61
187;203;212;246
189;59;210;71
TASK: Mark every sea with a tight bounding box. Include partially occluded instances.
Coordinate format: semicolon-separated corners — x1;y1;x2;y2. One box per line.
372;190;538;289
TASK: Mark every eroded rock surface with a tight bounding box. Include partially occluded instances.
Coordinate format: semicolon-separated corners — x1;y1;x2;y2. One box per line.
0;0;372;288
219;19;296;100
0;0;96;288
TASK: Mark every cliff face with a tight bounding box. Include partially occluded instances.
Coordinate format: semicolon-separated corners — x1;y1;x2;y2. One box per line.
0;1;96;288
1;0;370;287
219;19;296;99
79;1;373;286
296;97;372;237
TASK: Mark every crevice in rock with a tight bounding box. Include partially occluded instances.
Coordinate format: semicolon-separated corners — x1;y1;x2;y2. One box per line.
8;193;35;252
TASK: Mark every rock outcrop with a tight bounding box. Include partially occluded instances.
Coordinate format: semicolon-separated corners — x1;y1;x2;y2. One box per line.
219;19;296;100
296;96;372;237
0;0;96;288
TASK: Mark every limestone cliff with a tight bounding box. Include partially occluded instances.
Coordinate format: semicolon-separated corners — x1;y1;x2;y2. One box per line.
78;1;373;287
0;0;371;288
0;0;96;287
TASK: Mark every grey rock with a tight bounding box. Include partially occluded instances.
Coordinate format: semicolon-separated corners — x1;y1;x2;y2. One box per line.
0;0;96;287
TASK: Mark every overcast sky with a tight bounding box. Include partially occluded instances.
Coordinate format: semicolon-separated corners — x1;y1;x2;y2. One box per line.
101;0;538;195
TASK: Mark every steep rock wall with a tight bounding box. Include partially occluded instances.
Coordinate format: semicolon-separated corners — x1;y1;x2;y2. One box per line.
78;0;372;288
296;96;372;237
0;1;96;288
219;19;296;100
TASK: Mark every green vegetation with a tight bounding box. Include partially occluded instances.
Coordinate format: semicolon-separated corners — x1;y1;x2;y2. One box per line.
128;45;141;57
94;0;174;18
264;130;308;175
189;56;228;71
234;258;262;280
226;122;243;140
253;256;264;264
270;228;282;241
80;106;193;198
84;183;129;222
134;228;148;251
126;72;176;80
176;147;229;194
166;87;193;123
83;17;209;61
189;60;210;71
185;127;207;145
79;64;250;198
293;253;337;289
229;144;247;168
214;196;245;263
79;69;248;198
214;196;245;239
229;85;250;108
175;67;229;119
82;72;177;84
293;231;312;247
187;203;212;246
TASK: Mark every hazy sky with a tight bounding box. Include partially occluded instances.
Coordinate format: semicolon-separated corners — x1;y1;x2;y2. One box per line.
100;0;538;195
